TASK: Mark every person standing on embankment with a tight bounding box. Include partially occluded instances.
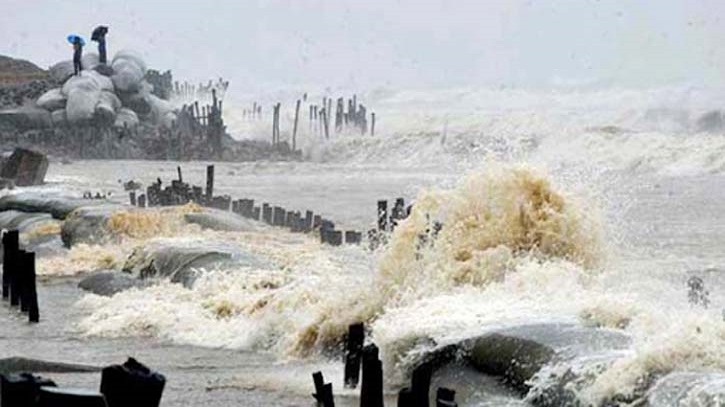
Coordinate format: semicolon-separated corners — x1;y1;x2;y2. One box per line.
72;37;83;75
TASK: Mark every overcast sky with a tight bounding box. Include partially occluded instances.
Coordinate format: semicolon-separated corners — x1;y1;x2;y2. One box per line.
2;0;724;95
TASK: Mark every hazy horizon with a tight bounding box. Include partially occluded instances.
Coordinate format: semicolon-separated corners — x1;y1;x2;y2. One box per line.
2;0;725;96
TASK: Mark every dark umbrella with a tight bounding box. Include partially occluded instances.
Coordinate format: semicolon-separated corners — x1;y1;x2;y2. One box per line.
91;26;108;42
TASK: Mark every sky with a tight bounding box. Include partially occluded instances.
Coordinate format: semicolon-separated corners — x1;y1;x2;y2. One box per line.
1;0;724;95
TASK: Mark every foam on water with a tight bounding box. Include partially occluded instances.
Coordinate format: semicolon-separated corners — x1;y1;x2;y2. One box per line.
67;162;725;403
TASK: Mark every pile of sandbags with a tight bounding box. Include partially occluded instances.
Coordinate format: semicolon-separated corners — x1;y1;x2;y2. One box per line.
33;50;176;129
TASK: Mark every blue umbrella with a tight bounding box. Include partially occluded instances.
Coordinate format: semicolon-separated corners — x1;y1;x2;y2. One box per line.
67;34;85;46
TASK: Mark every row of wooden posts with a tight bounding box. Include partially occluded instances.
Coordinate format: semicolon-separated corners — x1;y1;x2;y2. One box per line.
128;165;363;246
175;88;226;157
173;78;229;102
312;323;458;407
262;94;377;150
1;230;39;323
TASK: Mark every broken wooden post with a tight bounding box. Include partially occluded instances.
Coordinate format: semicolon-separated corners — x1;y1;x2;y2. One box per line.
345;231;362;245
2;230;19;301
129;191;136;206
312;371;335;407
292;99;301;151
303;210;314;233
344;323;365;389
273;206;286;226
205;165;215;203
360;344;383;407
377;200;388;231
137;194;146;208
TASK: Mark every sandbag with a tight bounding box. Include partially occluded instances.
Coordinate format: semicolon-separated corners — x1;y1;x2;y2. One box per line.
0;107;52;130
122;237;270;286
61;70;113;95
111;50;147;93
36;88;67;111
48;60;74;83
0;193;104;219
65;89;100;123
78;271;150;296
113;107;139;128
81;52;100;72
60;204;126;247
94;91;121;125
51;109;67;126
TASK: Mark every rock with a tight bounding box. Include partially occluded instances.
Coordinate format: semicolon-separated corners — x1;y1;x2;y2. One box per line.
48;60;74;83
0;357;100;375
78;271;150;296
122;237;271;286
0;148;49;186
0;106;52;130
36;88;67;111
0;193;104;219
184;209;264;232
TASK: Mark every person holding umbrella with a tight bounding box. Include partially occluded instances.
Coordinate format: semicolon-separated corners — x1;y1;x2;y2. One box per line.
67;34;85;76
91;26;109;64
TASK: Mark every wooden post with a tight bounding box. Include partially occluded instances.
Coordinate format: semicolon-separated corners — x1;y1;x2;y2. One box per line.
272;104;277;146
177;166;183;182
321;108;329;139
194;102;201;122
205;165;215;202
25;251;39;323
344;323;365;389
360;344;383;407
138;194;146;208
2;230;19;300
292;99;301;151
129;191;136;206
377;200;388;231
411;363;433;407
371;112;376;136
312;371;335;407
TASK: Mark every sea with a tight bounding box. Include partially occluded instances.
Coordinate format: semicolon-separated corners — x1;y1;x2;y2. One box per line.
1;85;724;406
